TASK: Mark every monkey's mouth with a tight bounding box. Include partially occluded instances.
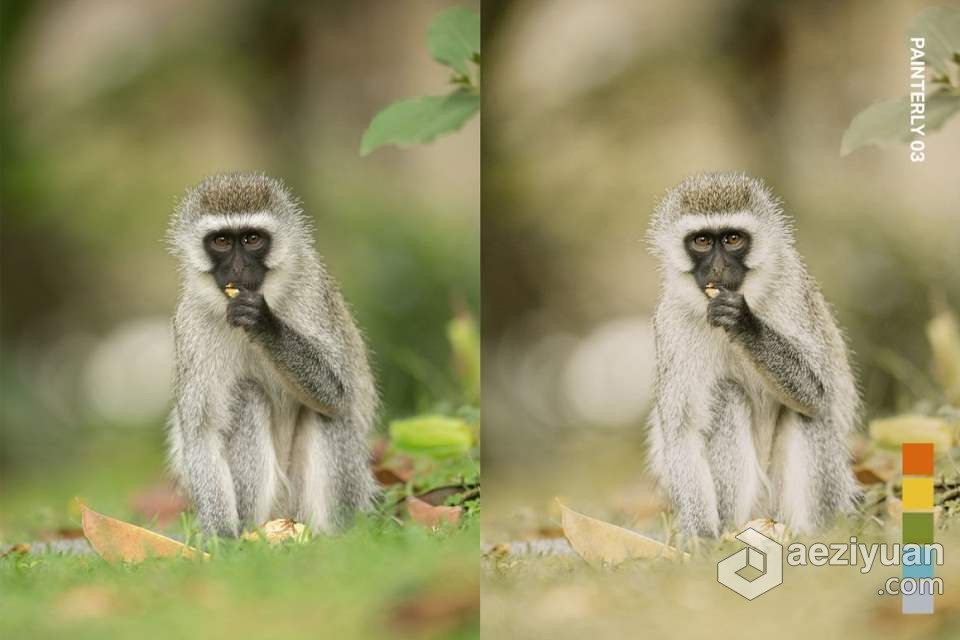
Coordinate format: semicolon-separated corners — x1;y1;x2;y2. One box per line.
697;278;742;293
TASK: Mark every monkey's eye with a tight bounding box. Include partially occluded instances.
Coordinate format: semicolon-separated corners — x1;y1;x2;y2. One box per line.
211;235;232;251
242;233;263;250
723;233;743;248
691;235;713;251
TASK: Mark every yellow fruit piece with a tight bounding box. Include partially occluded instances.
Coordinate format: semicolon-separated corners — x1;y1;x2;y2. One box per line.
241;518;308;544
224;285;240;299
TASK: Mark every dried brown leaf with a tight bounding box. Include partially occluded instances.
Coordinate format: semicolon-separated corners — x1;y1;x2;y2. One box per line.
854;455;897;485
406;496;462;528
79;501;206;564
558;499;686;568
0;543;31;558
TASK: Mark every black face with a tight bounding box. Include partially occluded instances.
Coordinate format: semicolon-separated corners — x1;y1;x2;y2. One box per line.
684;228;751;291
203;228;272;290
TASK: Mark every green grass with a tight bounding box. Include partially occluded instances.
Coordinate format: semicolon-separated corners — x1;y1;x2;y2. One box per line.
2;519;479;640
0;427;480;639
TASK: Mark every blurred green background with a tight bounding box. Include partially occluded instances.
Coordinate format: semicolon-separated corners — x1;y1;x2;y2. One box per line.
482;0;960;529
0;0;479;531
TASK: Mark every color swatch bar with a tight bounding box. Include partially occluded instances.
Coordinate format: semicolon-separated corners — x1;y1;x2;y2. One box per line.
901;442;934;615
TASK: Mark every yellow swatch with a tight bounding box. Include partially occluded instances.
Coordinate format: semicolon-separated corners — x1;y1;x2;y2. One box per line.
902;477;934;510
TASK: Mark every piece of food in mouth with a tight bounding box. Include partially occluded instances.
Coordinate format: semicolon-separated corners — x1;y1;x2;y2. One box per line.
704;282;720;299
224;283;240;299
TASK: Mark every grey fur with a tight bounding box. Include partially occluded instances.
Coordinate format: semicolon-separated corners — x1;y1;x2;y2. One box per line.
646;172;859;538
167;172;377;537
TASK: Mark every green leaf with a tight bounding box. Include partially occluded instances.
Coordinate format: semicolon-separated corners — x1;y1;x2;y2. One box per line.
840;92;960;155
447;314;480;403
427;7;480;76
389;415;473;458
360;91;479;156
908;6;960;75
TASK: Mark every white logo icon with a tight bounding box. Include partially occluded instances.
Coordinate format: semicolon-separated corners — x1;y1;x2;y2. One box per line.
717;528;783;600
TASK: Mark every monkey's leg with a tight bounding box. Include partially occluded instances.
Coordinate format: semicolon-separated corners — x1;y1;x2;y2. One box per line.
653;411;721;538
288;411;376;533
174;417;240;538
705;381;762;532
224;381;278;530
772;411;857;533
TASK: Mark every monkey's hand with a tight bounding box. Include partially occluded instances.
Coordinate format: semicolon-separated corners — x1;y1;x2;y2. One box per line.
226;289;276;335
706;289;758;338
708;289;826;416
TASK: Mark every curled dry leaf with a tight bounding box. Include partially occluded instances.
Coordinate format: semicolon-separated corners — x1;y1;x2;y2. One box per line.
406;496;462;528
373;454;415;486
241;518;307;544
79;501;206;564
557;499;687;568
854;455;897;485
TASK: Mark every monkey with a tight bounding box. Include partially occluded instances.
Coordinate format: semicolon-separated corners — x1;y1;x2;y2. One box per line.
165;172;378;537
645;171;859;538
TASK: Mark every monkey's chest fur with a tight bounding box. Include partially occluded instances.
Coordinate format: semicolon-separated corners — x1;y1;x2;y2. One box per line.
208;326;304;492
694;328;783;472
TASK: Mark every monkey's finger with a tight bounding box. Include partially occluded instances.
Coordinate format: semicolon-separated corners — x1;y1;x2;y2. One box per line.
709;303;742;316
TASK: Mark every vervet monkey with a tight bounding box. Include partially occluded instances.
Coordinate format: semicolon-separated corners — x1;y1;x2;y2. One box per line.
167;172;377;537
646;172;858;537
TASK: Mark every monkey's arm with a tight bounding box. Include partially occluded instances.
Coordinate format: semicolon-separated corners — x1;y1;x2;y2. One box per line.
708;290;826;416
228;290;348;417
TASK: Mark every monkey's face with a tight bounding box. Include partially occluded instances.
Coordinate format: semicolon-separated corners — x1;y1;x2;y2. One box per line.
684;228;751;291
203;228;272;291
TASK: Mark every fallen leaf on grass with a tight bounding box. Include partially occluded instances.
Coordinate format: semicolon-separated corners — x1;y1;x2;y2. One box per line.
79;501;206;564
416;485;464;506
854;455;897;485
374;459;415;486
38;527;84;541
0;543;31;558
406;496;462;527
241;518;308;544
558;500;687;567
